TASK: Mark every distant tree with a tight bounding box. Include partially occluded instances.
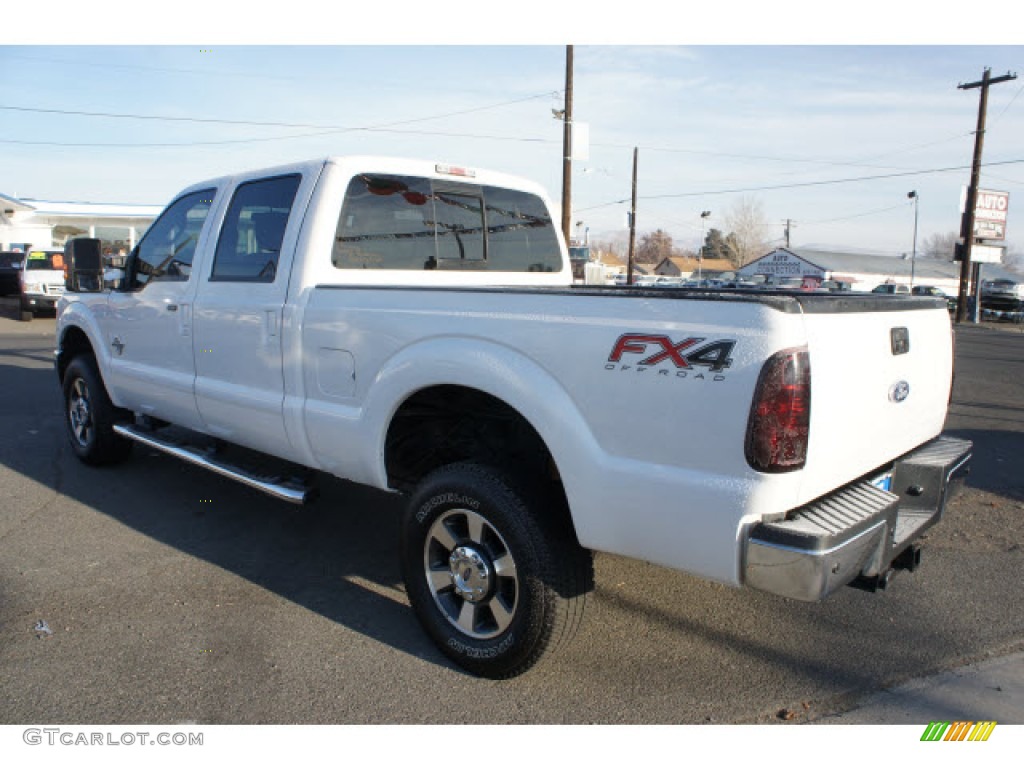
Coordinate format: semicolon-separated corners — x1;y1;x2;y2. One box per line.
1005;244;1024;273
723;196;770;267
592;239;621;261
702;228;740;264
922;232;958;261
636;229;675;264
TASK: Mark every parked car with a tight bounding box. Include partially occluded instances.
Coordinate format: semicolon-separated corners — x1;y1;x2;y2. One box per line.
800;277;823;291
912;285;956;312
720;279;759;289
980;279;1024;313
820;280;852;292
0;251;24;296
769;277;804;290
18;249;66;320
872;283;911;294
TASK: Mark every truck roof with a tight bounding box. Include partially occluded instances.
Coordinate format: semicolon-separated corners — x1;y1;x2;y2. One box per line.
177;156;551;203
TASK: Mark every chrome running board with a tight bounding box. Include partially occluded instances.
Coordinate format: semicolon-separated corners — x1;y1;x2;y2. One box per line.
113;424;312;504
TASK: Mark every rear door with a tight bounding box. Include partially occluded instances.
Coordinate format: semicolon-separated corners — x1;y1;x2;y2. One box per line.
192;172;312;459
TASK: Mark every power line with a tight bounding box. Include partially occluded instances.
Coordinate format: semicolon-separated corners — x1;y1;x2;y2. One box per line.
4;52;553;100
989;75;1024;124
0;125;558;149
0;101;965;173
574;158;1024;212
0;130;342;148
802;202;908;226
3;51;324;84
641;159;1024;199
0;92;560;132
589;140;924;172
839;131;974;164
983;172;1023;186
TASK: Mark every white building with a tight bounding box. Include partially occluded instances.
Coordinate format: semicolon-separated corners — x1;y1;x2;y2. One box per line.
1;192;162;253
739;247;1019;293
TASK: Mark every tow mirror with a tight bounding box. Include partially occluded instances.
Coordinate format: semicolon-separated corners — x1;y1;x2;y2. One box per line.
64;238;104;293
123;244;139;289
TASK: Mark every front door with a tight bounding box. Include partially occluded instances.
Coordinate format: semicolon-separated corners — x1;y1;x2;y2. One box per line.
104;188;217;432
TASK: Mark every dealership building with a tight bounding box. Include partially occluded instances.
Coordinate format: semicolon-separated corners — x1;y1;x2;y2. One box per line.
738;247;1020;292
1;192;161;254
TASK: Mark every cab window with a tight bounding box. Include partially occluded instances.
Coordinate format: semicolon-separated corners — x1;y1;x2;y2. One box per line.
132;189;216;288
211;175;301;282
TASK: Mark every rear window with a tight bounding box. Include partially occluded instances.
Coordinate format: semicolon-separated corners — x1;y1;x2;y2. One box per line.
332;174;561;273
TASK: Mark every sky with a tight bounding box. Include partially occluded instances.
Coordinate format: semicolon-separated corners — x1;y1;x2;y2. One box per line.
3;4;1024;261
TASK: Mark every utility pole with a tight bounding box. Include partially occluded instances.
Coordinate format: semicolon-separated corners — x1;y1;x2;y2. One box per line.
955;67;1017;324
561;45;574;247
908;191;919;290
782;219;797;249
627;147;638;286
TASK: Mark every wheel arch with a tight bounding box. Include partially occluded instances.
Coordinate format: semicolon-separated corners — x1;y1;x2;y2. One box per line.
56;323;98;382
385;383;560;492
370;337;604;541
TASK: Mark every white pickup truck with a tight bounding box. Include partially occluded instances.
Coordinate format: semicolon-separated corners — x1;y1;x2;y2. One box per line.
55;156;971;678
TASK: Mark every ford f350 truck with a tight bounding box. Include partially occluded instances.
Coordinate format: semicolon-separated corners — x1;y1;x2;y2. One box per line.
55;156;971;678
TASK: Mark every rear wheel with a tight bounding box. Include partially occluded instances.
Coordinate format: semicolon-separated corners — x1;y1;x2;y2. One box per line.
62;355;132;465
401;462;592;679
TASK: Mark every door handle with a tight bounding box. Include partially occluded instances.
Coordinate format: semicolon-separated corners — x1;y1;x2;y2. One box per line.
166;304;178;312
264;309;279;338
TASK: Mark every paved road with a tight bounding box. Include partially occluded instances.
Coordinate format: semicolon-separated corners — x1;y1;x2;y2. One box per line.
0;308;1021;724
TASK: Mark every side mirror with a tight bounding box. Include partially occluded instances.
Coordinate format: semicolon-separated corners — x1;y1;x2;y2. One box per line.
124;245;139;289
64;238;105;293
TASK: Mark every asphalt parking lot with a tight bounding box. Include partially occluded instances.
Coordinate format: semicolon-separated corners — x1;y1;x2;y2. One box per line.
0;303;1021;724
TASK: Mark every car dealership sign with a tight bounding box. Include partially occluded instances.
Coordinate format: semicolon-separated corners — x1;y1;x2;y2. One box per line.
961;188;1010;240
740;250;825;278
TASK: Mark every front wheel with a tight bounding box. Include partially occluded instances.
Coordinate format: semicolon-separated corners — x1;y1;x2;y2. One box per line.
401;462;592;679
62;355;132;465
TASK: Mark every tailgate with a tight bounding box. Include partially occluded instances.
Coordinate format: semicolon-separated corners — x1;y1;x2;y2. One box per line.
797;299;953;503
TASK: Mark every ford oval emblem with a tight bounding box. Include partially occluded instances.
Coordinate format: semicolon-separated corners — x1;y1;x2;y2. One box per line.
889;381;910;403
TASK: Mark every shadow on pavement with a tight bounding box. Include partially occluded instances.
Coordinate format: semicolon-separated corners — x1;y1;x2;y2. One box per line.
0;354;453;676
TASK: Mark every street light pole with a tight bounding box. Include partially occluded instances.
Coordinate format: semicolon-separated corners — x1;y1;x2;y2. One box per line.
699;210;711;282
908;191;918;290
561;45;574;247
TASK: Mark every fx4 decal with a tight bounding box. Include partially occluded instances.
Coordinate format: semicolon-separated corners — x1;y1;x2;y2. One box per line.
606;334;737;376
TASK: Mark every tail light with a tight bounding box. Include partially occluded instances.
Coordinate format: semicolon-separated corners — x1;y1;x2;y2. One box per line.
745;347;811;472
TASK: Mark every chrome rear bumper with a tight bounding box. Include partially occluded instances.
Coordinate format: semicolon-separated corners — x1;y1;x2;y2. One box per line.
743;435;972;602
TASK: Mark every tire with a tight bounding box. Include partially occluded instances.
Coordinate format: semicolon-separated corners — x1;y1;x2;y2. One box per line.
19;309;33;322
401;462;592;679
62;355;132;465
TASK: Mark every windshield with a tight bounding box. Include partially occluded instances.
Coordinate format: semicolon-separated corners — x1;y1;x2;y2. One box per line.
26;252;64;270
